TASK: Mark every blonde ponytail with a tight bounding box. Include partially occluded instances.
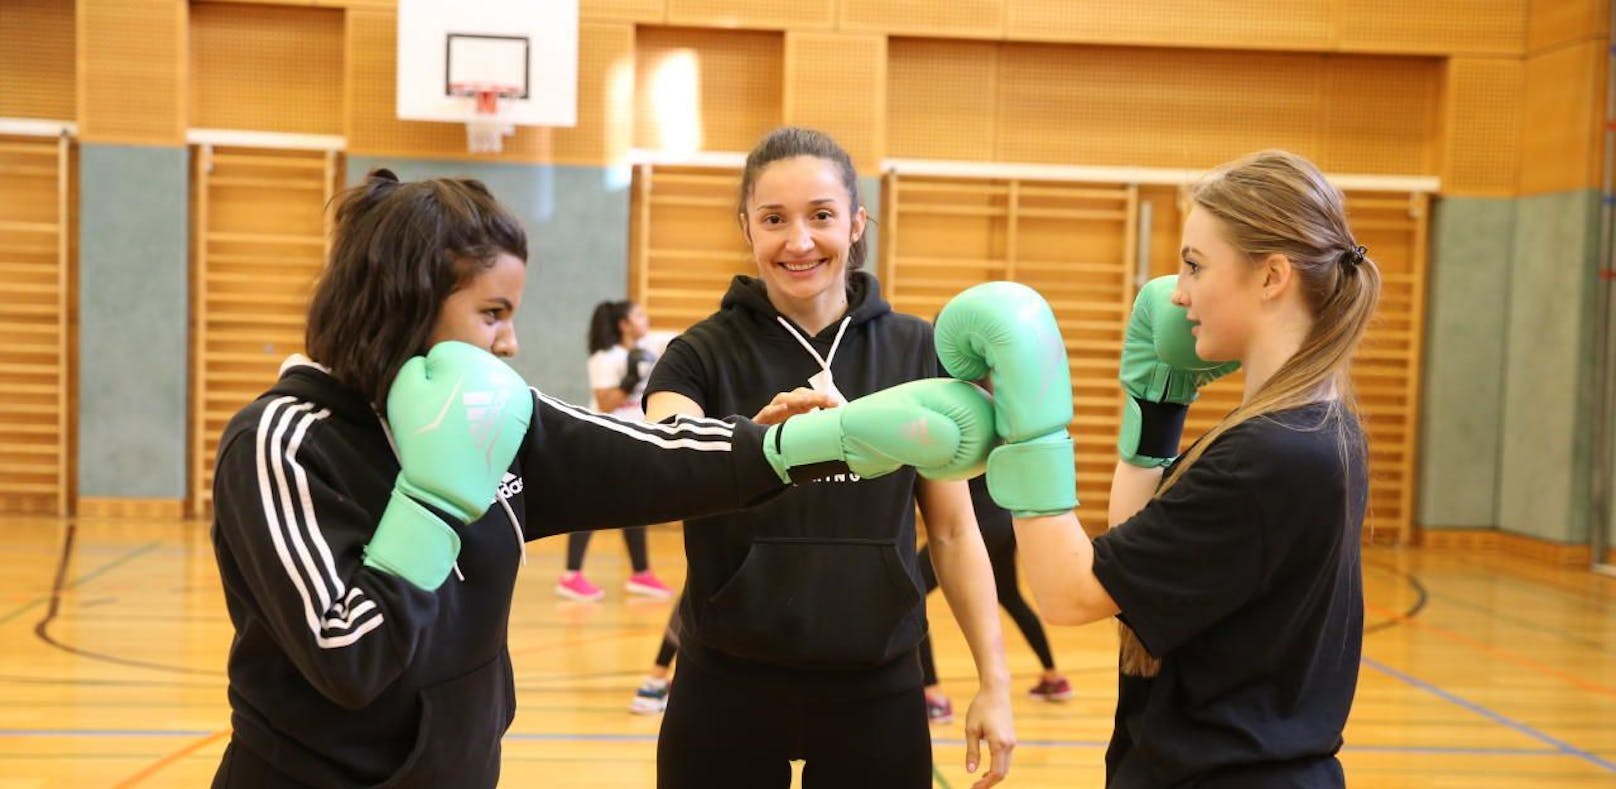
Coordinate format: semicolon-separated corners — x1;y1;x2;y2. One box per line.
1119;151;1380;677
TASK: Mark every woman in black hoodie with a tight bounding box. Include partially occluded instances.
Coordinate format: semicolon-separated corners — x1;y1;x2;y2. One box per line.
208;170;995;788
645;127;1016;789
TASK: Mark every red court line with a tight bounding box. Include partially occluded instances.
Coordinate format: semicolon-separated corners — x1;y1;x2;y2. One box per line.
111;729;227;788
1364;601;1616;702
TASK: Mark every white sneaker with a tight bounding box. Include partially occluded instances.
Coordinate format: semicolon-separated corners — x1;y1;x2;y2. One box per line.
629;678;669;715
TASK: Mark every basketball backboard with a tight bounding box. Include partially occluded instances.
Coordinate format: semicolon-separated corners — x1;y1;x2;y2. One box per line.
396;0;578;133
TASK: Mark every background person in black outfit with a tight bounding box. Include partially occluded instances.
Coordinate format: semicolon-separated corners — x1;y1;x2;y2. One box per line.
916;473;1071;725
645;126;1015;789
937;149;1376;788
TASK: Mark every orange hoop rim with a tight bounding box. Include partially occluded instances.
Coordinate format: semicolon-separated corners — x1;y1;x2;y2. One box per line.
448;82;522;114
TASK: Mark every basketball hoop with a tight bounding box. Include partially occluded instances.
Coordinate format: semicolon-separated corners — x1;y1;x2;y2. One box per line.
449;82;521;154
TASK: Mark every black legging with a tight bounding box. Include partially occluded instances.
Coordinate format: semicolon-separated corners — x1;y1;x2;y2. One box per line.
566;526;650;573
916;477;1056;686
657;653;931;788
654;594;681;668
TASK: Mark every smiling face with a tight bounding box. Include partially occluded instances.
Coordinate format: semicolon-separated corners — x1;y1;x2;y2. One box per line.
740;155;867;310
426;252;526;358
1173;206;1265;363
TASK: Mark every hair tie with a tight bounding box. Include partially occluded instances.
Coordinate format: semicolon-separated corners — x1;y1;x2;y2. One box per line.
367;168;400;184
1340;244;1366;269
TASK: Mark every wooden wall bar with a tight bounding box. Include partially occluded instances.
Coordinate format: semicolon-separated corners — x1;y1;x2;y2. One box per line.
189;146;336;516
0;135;73;514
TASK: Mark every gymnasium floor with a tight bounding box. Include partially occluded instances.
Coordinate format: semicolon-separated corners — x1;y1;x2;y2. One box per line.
0;518;1612;788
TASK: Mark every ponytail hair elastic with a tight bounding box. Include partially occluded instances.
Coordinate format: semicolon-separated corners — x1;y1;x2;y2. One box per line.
1339;244;1367;270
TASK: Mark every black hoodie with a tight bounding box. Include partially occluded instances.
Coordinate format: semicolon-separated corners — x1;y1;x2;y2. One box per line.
645;272;937;691
211;359;784;788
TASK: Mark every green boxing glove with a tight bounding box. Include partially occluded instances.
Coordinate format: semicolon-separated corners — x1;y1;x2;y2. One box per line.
365;341;535;590
1118;275;1240;467
934;281;1076;517
762;378;995;484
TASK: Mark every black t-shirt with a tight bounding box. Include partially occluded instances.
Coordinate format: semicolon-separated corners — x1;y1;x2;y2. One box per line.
1091;402;1367;788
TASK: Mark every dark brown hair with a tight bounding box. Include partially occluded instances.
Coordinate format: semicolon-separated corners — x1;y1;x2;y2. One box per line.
587;299;635;353
735;126;867;272
305;168;527;409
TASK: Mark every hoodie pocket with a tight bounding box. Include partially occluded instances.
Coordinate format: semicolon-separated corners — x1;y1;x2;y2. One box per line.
375;654;511;789
701;537;922;668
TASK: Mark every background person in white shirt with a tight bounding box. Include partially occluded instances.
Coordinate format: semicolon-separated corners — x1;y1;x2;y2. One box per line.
555;299;675;601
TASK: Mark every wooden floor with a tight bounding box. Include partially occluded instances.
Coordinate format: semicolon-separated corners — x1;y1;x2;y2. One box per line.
1;518;1613;788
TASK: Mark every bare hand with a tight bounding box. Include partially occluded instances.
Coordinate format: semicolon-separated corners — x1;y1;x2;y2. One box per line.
963;687;1015;788
752;388;838;425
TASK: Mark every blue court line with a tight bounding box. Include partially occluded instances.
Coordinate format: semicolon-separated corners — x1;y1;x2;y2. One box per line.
1361;656;1616;774
1;728;1609;761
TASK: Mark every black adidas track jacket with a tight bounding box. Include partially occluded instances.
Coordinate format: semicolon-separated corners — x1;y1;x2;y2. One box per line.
210;360;785;788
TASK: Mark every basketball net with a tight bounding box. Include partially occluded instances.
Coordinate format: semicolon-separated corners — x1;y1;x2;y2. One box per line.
451;83;518;154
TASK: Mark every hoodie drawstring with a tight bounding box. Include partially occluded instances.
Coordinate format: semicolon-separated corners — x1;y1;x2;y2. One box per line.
776;315;852;405
498;495;526;567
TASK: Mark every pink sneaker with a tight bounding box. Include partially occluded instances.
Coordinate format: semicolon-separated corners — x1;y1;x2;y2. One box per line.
924;693;954;725
555;571;604;602
625;571;674;599
1028;676;1074;701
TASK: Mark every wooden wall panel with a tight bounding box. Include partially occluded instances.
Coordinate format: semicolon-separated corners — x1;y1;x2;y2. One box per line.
889;42;1442;177
1319;55;1441;175
0;136;72;515
552;23;637;165
0;0;76;120
77;0;186;145
1527;0;1608;52
1338;0;1526;55
635;27;783;154
996;45;1324;169
1442;57;1524;196
190;4;344;135
783;32;885;171
1519;41;1605;194
665;0;832;31
840;0;1004;39
345;9;458;157
885;39;998;161
581;0;666;24
194;0;392;7
1006;0;1332;51
629;165;751;331
191;147;336;515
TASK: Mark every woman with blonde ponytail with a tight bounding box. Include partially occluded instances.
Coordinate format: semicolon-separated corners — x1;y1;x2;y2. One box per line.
935;150;1377;788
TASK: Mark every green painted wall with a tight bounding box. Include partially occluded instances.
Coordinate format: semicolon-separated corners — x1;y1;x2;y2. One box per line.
1494;190;1602;543
1420;198;1514;528
77;144;191;498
